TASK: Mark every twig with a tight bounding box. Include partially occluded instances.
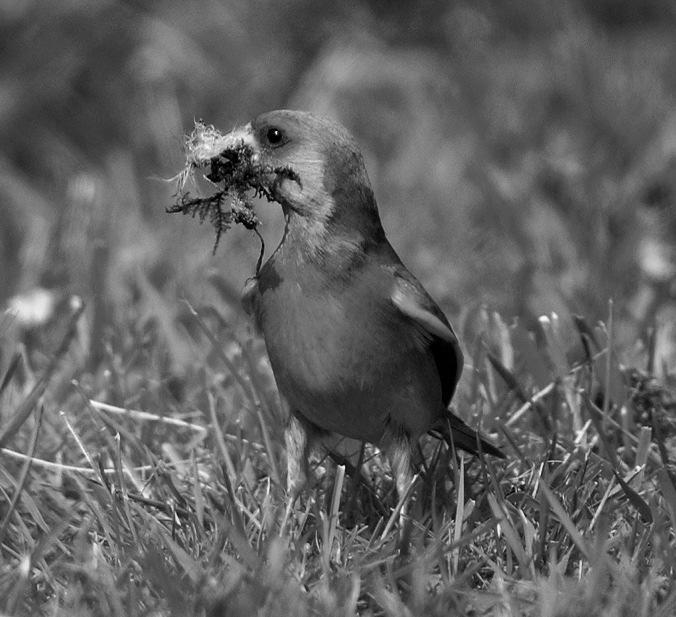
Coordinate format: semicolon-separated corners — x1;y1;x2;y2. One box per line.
88;399;207;433
505;382;556;426
0;447;202;478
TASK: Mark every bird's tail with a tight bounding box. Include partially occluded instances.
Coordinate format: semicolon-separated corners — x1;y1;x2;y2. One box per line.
430;410;505;459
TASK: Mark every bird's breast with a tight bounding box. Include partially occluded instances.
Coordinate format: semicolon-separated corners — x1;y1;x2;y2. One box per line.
258;264;383;392
254;256;441;442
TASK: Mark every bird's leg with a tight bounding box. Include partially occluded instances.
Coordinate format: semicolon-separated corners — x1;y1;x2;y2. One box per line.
313;447;335;515
382;425;420;543
280;412;310;535
390;439;414;523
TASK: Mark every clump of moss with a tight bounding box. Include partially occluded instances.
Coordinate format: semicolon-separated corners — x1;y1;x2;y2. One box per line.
167;122;264;254
168;122;300;258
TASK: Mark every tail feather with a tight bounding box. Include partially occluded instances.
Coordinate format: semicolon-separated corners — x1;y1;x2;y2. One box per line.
430;410;505;459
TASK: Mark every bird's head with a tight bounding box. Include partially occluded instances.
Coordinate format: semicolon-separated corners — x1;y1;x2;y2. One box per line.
205;110;385;255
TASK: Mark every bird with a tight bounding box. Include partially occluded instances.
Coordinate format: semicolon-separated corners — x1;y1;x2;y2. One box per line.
210;110;504;522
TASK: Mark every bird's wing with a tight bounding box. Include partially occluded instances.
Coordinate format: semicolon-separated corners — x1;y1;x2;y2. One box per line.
389;267;504;458
391;281;457;344
389;266;463;406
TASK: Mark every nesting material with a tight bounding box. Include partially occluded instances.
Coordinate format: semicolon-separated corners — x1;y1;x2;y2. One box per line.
167;122;263;253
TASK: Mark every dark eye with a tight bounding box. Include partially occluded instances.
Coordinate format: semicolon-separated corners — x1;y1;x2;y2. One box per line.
266;127;284;146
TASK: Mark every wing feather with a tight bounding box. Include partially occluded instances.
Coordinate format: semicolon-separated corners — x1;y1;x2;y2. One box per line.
389;269;463;406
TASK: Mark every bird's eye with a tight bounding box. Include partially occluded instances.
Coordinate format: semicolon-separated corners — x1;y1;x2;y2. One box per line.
266;127;284;146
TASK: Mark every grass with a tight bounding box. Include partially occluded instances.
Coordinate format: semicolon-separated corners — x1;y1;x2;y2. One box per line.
2;1;676;615
1;293;675;616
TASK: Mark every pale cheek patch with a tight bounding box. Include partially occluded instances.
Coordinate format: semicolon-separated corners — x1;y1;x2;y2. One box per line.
281;152;337;255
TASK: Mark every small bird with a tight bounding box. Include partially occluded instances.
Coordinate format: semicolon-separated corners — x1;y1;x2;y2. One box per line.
212;110;503;519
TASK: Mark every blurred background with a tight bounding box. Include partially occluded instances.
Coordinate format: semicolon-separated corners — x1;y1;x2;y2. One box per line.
1;0;675;376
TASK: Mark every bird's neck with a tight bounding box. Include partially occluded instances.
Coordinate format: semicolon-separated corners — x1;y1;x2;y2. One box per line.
265;180;387;282
273;212;369;279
